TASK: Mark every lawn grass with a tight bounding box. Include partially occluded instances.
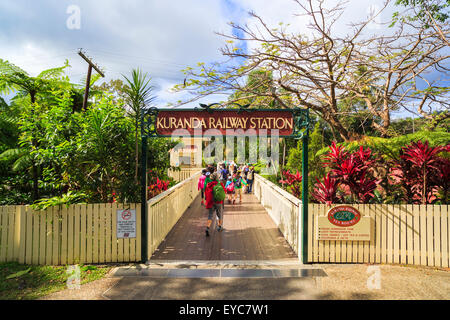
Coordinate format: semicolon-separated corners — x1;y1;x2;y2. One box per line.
0;262;111;300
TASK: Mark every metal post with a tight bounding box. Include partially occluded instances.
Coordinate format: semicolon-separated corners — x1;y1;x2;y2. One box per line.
140;112;148;263
301;108;310;264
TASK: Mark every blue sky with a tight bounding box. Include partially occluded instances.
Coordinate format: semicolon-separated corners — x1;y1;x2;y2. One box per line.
0;0;446;118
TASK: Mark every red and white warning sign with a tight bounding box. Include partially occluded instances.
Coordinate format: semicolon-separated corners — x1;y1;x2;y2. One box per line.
117;209;136;239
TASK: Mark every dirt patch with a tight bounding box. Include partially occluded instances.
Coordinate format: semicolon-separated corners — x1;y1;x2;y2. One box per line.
314;264;450;300
39;268;121;301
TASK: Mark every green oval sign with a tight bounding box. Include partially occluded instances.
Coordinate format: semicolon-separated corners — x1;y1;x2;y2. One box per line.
327;206;361;227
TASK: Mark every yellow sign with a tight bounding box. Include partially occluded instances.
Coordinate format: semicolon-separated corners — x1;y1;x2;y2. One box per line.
316;206;372;241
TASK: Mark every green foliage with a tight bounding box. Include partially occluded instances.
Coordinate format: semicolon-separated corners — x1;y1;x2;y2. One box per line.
6;268;31;280
0;60;177;205
0;262;110;300
30;191;89;211
316;131;450;161
392;0;450;28
285;121;327;195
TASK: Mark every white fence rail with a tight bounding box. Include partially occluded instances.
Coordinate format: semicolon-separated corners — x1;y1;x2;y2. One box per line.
147;172;201;258
168;167;202;182
254;174;302;261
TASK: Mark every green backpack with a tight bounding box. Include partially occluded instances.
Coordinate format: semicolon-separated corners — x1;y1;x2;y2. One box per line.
213;184;226;202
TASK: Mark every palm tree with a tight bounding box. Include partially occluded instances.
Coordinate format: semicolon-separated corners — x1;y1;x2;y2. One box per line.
122;69;155;183
0;58;69;200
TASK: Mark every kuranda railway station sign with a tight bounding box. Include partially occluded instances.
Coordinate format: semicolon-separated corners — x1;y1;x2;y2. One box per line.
155;109;296;136
141;104;310;138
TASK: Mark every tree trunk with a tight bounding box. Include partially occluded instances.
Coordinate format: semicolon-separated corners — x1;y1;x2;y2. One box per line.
31;165;39;201
30;92;39;201
134;117;139;184
326;113;352;141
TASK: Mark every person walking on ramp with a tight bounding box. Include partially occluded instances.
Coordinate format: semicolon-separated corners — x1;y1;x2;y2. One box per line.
198;169;207;206
204;173;226;236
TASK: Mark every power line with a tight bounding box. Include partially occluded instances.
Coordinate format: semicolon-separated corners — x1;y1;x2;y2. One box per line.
88;48;188;68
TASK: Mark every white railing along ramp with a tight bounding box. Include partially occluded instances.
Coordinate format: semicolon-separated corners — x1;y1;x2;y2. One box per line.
254;174;303;261
147;172;201;259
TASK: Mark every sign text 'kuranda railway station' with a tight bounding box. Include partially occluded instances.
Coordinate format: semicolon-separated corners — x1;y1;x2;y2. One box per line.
155;110;295;136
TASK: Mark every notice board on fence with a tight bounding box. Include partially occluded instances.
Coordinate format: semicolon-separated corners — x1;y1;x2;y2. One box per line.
316;205;372;241
117;209;136;238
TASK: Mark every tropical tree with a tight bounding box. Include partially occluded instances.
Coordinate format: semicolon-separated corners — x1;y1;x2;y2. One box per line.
0;59;70;200
174;0;449;140
122;69;156;183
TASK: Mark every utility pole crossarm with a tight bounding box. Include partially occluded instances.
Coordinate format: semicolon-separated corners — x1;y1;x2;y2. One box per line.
78;49;105;77
78;49;105;111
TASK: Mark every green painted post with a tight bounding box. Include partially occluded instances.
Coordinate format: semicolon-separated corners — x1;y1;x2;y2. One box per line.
140;112;148;263
301;109;310;264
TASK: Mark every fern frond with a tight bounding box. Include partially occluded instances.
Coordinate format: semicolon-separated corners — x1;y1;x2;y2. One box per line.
0;114;19;127
12;153;33;171
0;148;24;161
0;58;27;76
37;59;70;80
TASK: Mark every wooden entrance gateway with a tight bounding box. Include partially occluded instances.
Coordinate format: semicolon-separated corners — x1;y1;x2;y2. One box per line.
140;104;310;263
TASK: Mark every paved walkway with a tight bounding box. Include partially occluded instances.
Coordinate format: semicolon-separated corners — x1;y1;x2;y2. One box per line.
41;264;449;300
150;193;298;261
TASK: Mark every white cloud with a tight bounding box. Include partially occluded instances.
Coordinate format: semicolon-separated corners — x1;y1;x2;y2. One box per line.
0;0;233;89
0;0;401;106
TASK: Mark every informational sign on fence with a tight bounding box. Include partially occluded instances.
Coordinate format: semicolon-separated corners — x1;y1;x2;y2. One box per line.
117;209;136;239
316;206;372;241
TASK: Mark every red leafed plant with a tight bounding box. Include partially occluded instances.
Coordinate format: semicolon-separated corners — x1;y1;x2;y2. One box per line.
312;172;341;205
391;140;449;204
323;141;349;167
353;171;379;203
435;157;450;203
147;177;170;199
316;143;380;204
279;170;302;198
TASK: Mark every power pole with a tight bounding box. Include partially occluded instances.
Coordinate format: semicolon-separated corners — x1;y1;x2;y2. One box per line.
78;49;105;111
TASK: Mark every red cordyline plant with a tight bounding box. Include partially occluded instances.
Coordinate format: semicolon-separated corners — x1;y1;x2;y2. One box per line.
391;140;449;204
279;170;302;198
312;172;340;205
314;142;380;204
435;157;450;203
147;177;170;199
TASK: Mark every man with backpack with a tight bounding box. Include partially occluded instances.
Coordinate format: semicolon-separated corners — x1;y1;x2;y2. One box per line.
204;173;226;236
